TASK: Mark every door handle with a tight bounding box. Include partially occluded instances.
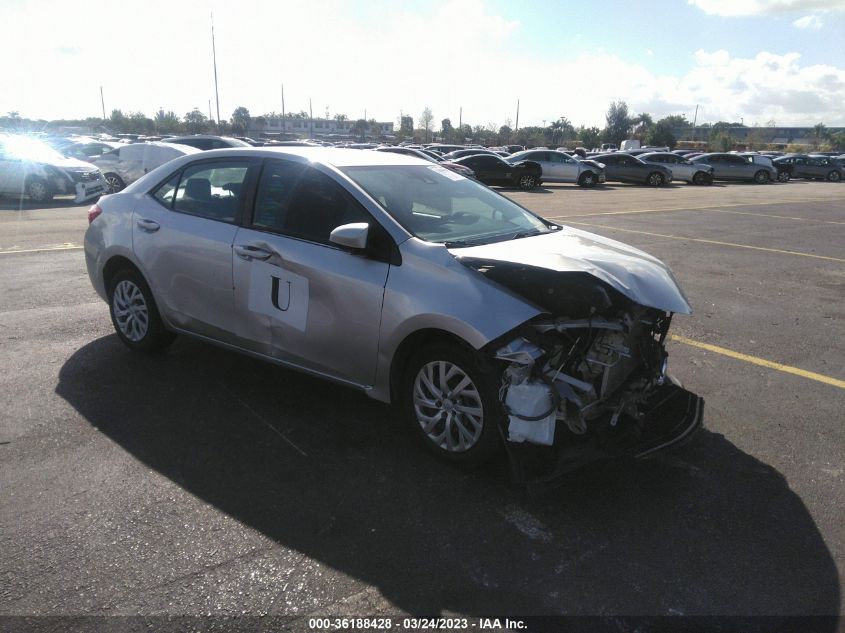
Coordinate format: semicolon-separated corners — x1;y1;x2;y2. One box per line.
234;244;273;261
136;219;160;232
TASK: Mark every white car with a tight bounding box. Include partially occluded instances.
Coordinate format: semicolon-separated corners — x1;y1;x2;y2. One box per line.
0;134;107;203
639;152;714;185
90;142;200;193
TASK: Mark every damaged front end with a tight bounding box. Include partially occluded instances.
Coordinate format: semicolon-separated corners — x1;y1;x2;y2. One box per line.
488;292;703;484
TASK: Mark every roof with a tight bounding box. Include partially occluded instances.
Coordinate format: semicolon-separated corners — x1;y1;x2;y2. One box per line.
194;146;430;167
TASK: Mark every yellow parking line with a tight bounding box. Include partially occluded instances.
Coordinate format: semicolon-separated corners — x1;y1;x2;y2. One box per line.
566;222;845;263
705;209;845;225
670;335;845;390
0;244;83;255
546;197;845;220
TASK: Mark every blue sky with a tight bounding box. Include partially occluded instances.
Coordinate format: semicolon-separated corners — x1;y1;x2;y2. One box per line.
2;0;844;128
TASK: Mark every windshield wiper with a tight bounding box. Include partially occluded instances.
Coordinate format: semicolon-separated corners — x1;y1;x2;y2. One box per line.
511;229;547;240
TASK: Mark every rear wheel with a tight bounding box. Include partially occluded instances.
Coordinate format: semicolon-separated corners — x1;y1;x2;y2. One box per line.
104;173;125;193
827;170;842;182
646;172;665;187
518;173;538;190
403;344;502;468
578;171;597;187
26;177;53;203
754;170;771;184
108;269;175;352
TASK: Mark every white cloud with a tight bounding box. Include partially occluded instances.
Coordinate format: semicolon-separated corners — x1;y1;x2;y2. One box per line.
793;14;825;27
1;0;844;128
688;0;845;16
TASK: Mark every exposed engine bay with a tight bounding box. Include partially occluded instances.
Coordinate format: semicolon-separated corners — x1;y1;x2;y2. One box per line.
470;263;704;484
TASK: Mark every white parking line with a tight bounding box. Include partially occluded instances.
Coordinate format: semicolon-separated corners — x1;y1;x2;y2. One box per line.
566;222;845;263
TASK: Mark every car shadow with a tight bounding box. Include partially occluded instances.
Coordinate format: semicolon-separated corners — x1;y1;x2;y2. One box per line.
55;335;840;618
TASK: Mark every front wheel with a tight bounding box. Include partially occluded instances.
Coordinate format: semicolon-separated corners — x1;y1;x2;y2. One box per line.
108;269;175;352
827;170;842;182
692;171;709;186
104;173;125;193
646;172;665;187
578;171;597;187
404;345;502;468
518;174;538;190
26;177;53;203
777;171;791;183
754;170;771;184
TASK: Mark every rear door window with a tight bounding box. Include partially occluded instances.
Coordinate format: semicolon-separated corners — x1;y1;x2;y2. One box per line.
172;161;250;223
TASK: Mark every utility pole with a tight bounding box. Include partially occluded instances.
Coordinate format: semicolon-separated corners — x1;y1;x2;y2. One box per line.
692;104;699;143
309;98;313;138
515;99;520;132
208;99;212;122
211;12;221;126
100;86;106;120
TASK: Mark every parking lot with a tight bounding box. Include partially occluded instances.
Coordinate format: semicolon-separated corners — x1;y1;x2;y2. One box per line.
1;181;843;622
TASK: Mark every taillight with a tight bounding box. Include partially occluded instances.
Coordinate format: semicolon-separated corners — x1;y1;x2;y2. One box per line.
87;203;102;224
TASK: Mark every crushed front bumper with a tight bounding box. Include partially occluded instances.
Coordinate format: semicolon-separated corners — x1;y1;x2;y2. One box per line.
505;384;704;486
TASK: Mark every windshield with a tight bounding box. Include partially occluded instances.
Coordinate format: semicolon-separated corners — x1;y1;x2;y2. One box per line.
341;164;551;246
0;136;66;162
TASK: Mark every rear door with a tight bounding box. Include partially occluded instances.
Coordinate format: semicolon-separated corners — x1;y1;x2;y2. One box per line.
548;152;579;181
132;158;256;342
231;159;391;387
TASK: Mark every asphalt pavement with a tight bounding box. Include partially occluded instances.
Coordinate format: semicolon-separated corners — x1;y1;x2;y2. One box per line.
1;181;843;625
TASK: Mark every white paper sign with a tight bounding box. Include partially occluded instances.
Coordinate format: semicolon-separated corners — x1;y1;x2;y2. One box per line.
427;165;465;181
247;260;309;332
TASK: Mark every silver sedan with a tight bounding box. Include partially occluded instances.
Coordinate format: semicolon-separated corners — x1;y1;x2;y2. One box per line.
84;148;702;481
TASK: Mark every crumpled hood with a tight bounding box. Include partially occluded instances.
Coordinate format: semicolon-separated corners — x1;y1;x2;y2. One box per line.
450;226;692;314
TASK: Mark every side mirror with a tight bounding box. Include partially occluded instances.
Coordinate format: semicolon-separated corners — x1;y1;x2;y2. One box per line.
329;222;369;250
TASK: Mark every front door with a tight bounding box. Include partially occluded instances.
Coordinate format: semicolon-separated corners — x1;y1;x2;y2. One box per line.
232;159;390;387
132;158;254;342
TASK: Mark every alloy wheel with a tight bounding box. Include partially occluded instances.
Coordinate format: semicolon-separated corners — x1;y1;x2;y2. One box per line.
112;280;149;342
413;361;484;452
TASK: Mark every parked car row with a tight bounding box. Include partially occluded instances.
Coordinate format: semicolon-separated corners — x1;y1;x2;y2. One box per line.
3;132;843;203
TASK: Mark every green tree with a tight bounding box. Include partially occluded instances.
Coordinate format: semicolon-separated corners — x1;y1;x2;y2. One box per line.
399;115;413;136
646;118;677;149
710;130;734;152
440;118;453;143
828;130;845;151
578;126;602;150
128;111;154;134
231;106;251;134
154;109;181;134
498;125;512;144
812;123;828;149
109;109;127;133
603;100;632;146
184;108;208;134
352;119;368;141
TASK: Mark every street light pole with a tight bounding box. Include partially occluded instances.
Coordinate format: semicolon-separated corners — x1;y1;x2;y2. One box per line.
211;12;221;126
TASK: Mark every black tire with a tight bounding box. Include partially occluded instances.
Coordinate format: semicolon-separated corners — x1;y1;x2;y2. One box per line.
518;173;538;190
104;173;125;193
777;171;791;183
754;170;771;184
26;177;53;203
403;344;503;468
827;170;842;182
578;171;597;187
107;268;175;353
692;171;708;186
646;171;665;187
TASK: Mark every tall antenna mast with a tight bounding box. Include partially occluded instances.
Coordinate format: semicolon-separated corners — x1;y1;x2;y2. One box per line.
211;12;221;125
